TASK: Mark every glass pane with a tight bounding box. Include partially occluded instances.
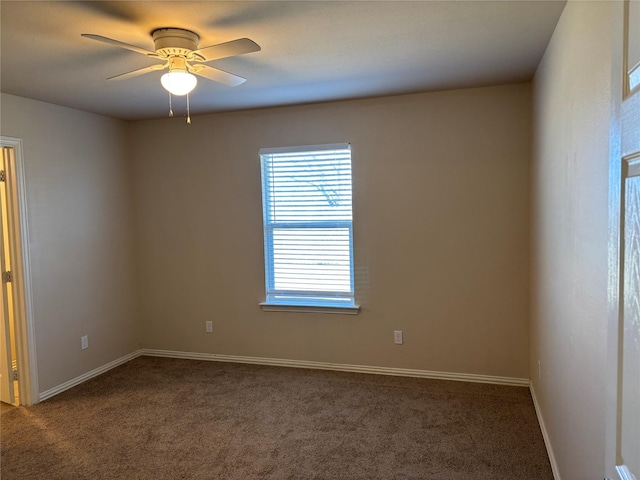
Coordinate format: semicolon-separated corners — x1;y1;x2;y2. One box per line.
272;228;352;293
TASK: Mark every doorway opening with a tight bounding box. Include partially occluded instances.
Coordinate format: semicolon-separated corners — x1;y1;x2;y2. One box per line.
0;137;37;406
1;148;19;405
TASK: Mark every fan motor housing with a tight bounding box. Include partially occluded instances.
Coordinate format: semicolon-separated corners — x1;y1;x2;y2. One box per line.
152;28;199;56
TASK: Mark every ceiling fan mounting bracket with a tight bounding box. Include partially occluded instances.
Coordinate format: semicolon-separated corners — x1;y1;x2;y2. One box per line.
151;28;200;57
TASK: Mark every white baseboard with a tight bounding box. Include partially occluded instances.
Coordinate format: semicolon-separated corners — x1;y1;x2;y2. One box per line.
140;349;530;387
37;348;529;403
530;383;561;480
38;350;141;402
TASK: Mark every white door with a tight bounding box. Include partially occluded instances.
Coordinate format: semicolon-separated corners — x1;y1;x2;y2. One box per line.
610;1;640;479
0;149;15;405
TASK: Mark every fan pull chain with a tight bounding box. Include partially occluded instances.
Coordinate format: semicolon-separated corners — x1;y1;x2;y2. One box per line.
168;93;174;117
186;93;191;125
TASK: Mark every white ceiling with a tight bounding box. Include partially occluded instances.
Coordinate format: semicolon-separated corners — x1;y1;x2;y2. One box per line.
0;1;565;121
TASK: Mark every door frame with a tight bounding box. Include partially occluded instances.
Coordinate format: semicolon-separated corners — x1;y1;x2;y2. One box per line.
0;136;38;405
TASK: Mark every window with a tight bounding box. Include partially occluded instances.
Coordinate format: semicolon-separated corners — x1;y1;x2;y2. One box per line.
259;143;358;313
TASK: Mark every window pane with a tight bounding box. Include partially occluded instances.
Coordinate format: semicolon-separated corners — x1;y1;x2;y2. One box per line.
272;228;352;292
263;150;352;224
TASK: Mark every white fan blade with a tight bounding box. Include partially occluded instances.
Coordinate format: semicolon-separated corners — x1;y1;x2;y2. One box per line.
82;34;158;57
107;64;166;81
191;38;260;63
191;65;246;87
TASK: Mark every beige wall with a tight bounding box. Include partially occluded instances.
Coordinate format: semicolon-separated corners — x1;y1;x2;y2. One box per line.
0;93;140;392
0;82;532;395
531;1;612;478
130;83;531;379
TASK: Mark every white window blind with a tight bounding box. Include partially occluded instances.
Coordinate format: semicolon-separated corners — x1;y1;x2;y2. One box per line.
260;143;356;308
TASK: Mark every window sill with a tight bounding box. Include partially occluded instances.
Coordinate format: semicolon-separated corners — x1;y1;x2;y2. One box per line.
259;302;360;315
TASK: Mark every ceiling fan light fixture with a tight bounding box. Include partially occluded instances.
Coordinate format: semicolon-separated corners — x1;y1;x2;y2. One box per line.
161;71;197;96
83;27;260;122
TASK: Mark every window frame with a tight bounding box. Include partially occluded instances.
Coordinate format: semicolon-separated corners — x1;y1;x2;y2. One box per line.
259;143;359;314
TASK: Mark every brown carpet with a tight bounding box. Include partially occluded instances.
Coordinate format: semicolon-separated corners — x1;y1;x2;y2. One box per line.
1;356;553;479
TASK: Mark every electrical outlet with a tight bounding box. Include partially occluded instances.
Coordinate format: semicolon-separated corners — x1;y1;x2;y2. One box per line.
205;321;213;333
394;330;403;345
81;335;88;350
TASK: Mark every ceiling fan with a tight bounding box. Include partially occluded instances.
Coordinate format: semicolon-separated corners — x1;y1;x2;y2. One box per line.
82;28;260;122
